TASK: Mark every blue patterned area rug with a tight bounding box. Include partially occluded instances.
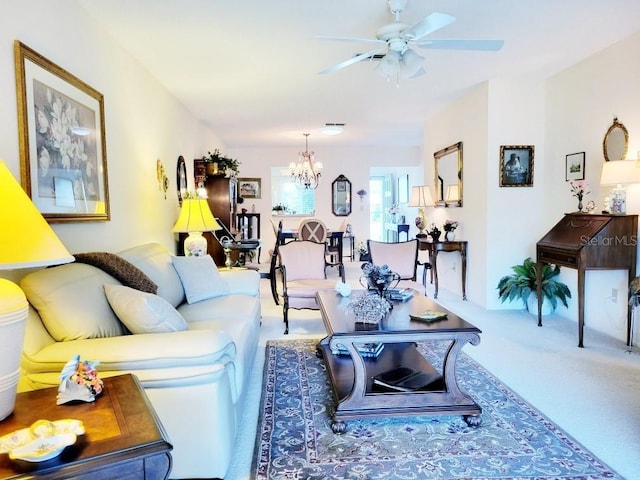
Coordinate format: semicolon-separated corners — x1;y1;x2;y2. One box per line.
252;339;623;480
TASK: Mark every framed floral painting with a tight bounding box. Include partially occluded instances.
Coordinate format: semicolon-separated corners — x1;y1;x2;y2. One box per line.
14;41;110;222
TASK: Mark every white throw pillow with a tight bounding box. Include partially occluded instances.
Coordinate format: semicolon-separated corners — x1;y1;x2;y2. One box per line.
104;284;188;334
171;255;230;304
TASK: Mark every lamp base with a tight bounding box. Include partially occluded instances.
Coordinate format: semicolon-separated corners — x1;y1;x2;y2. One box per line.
0;279;28;421
183;232;208;257
609;185;626;215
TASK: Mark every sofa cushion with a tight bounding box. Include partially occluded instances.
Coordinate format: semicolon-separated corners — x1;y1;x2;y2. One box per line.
171;255;230;304
104;284;188;334
20;263;125;341
118;243;185;307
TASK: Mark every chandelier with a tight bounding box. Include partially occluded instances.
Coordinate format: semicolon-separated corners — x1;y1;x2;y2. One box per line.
289;133;323;189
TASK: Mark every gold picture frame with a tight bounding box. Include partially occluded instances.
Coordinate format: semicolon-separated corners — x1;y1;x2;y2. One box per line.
238;177;261;199
14;41;110;222
499;145;534;187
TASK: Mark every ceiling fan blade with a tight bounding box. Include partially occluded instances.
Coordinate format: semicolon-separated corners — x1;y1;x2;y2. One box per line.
316;35;385;46
418;39;504;51
319;49;385;75
402;12;456;41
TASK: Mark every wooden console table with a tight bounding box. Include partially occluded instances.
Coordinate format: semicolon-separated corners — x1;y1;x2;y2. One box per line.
418;239;468;300
0;374;172;479
536;213;638;348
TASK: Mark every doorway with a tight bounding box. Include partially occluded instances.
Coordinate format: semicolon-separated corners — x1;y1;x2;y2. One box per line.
369;175;393;241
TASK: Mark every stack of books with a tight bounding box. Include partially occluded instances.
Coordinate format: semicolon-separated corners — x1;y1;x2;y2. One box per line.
333;342;385;358
386;288;414;301
372;366;442;392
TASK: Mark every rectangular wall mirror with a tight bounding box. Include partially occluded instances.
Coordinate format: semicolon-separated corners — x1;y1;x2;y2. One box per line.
434;141;463;207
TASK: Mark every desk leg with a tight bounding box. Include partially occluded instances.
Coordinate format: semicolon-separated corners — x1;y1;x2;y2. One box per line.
460;246;467;300
577;268;586;348
432;251;439;299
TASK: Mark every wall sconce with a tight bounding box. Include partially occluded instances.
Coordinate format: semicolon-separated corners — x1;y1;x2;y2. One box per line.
356;189;367;201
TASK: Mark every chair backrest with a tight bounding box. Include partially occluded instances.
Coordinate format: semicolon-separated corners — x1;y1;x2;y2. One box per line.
298;218;328;243
278;240;327;281
367;239;419;280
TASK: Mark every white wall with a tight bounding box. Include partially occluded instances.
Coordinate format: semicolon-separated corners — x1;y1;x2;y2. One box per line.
226;145;422;249
545;30;640;342
0;0;222;264
423;30;640;344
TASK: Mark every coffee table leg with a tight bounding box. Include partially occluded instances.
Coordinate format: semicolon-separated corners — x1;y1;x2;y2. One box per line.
463;414;482;427
331;419;346;434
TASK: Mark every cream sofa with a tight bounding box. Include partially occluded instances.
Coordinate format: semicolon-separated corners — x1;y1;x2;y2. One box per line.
19;243;261;479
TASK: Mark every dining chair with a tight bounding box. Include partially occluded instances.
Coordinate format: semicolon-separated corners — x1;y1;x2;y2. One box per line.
297;218;328;243
298;218;341;268
367;239;431;295
275;239;345;334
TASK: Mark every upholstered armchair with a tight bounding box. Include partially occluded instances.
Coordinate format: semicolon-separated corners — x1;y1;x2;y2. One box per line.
276;240;345;334
367;239;430;294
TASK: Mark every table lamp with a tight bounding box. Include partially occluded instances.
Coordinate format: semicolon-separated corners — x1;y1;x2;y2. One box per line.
172;198;221;256
600;159;640;214
408;185;435;234
445;184;460;207
0;160;74;421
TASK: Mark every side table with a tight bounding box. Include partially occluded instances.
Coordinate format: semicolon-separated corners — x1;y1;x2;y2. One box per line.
418;239;468;300
0;374;172;479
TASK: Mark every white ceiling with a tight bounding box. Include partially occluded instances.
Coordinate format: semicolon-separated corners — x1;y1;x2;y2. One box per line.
76;0;640;149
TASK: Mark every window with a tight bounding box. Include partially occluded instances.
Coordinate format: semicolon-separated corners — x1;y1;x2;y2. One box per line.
271;167;316;214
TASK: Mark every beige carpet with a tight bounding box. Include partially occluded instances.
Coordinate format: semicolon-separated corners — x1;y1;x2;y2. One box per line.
225;261;640;480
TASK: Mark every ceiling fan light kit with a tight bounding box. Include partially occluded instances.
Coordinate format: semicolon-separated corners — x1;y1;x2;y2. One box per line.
318;0;503;82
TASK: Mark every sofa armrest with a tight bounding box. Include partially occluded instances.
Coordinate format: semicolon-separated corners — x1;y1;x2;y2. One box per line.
220;269;260;296
23;329;236;375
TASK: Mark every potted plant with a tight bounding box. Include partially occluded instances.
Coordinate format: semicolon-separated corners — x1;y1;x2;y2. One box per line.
203;149;241;177
497;257;571;315
272;203;287;214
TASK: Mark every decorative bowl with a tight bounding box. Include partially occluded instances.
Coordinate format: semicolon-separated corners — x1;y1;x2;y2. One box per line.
0;419;84;462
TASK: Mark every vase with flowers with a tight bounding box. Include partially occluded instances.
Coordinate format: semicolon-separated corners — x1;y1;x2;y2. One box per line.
570;180;589;212
443;220;459;241
359;262;400;298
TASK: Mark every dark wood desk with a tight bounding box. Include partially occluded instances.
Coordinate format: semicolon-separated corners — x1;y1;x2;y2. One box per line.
0;374;172;479
418;239;468;300
536;213;638;348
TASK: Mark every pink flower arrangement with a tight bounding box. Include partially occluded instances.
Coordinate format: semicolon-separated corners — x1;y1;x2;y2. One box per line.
570;180;589;200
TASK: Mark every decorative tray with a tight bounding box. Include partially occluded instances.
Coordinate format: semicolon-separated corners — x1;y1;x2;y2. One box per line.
0;419;84;462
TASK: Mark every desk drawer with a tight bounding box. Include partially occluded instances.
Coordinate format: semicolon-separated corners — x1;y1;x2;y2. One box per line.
538;249;578;267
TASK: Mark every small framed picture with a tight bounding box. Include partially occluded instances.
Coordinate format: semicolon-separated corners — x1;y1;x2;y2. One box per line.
565;152;585;181
499;145;534;187
238;177;261;199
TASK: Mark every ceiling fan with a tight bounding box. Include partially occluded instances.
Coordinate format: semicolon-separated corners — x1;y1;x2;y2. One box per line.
318;0;504;80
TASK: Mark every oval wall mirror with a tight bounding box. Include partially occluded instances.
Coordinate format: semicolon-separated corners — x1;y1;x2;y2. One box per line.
434;142;463;207
331;174;351;216
176;155;187;206
603;117;629;162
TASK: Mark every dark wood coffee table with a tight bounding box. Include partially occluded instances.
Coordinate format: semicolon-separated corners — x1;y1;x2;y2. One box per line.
317;289;482;433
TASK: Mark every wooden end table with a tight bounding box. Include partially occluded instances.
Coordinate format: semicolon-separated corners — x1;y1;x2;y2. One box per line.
317;289;482;434
0;374;172;479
